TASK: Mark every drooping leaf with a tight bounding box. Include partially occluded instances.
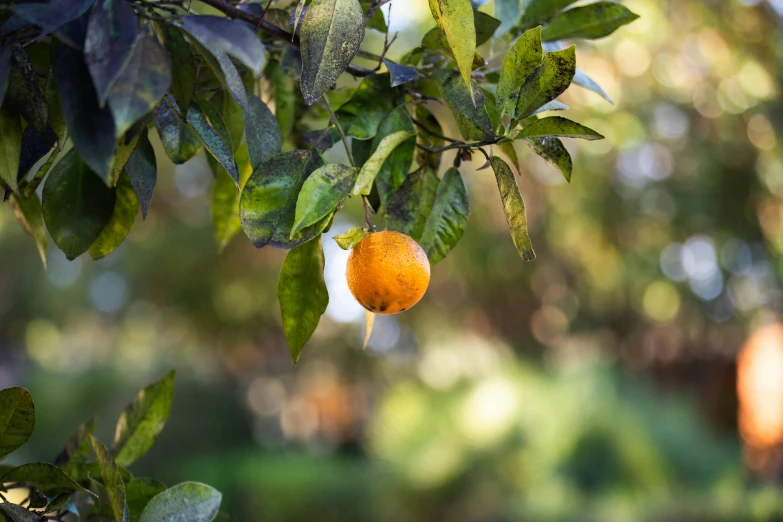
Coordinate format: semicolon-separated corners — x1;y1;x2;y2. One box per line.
495;0;521;37
333;226;369;250
11;0;96;36
541;1;639;42
419;168;469;265
428;0;476;92
300;0;365;105
573;67;612;103
0;503;39;522
160;25;195;113
211;143;252;252
385;168;440;241
113;370;175;467
244;93;282;170
195;96;234;156
0;462;94;496
125;131;157;219
520;0;578;26
472;10;502;45
55;44;116;181
139;482;221;522
496;26;542;125
88;170;139;260
435;69;494;141
90;435;131;522
0;387;35;459
54;418;95;480
84;0;138;105
383;59;417;88
265;60;296;138
42;149;116;260
126;478;166;522
489;156;535;261
0;105;22;194
293;164;359;236
515;45;575;120
155;96;202;164
17;124;57;183
9;193;47;269
353;130;415;196
336;73;405;140
6;47;47;133
181;15;266;76
361;0;387;32
369;106;416;206
108;32;172;138
524;136;573;182
186;101;239;183
240;150;329;248
189;38;249;110
278;235;329;364
517;116;604;140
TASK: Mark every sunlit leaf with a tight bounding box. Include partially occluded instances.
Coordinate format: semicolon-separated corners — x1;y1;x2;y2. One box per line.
9;192;47;268
518;116;604;140
354;130;416;196
0;387;35;459
542;1;639;42
293;164;358;236
489;156;535;261
335;73;405;139
419;168;469;265
515;45;575;120
90;435;130;522
140;482;221;522
333;227;369;250
496;26;542;125
524;136;573;182
88;170;139;260
0;105;21;194
428;0;476;92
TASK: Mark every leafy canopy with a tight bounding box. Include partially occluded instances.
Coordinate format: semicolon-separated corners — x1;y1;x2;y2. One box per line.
0;0;638;363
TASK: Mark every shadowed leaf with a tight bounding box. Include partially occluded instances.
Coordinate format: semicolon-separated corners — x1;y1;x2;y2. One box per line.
126;478;166;522
354;130;415;196
495;0;521;37
384;59;417;87
245;93;282;170
6;46;47;133
9;193;47;269
369;106;416;207
419;168;469;265
88;170;139;260
54;418;95;480
265;60;296;138
125;131;157;219
0;45;11;106
186;101;239;183
155;96;202;164
211;144;252;252
385;168;440;241
11;0;96;36
0;462;94;496
85;0;137;105
336;73;405;140
520;0;578;25
524;136;573;182
435;69;494;141
90;435;130;522
0;503;39;522
160;25;195;113
0;106;21;194
181;15;265;76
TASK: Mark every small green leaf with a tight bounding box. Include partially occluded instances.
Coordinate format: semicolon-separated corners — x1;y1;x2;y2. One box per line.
88;170;139;260
0;503;38;522
336;73;405;140
125;131;157;219
113;370;175;467
573;67;612;103
6;47;47;133
244;93;282;170
435;69;495;141
521;0;578;25
0;462;94;497
160;25;196;114
414;104;444;170
155;97;202;165
496;27;542;125
428;0;476;92
333;227;369;250
265;60;296;138
140;482;221;522
419;168;469;265
0;105;22;194
278;235;329;364
515;45;575;120
524;137;573;182
300;0;365;104
212;144;252;253
126;478;167;522
90;435;130;522
370;107;416;207
54;418;95;481
0;387;34;459
385;168;440;241
186;101;239;184
353;130;415;196
518;116;604;140
292;0;307;34
9;192;47;269
542;1;640;42
293;164;359;237
42;149;116;260
489;156;535;261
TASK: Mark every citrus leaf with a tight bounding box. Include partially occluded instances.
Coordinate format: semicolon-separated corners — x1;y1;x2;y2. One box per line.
353;130;415;196
180;15;266;76
303;127;339;152
333;227;369;250
212;144;252;253
369;107;416;207
300;0;365;105
278;235;329;364
140;483;221;522
515;45;575;120
160;25;195;113
126;478;166;522
385;168;440;241
489;156;534;261
495;0;521;37
532;100;569;115
428;0;476;92
0;105;22;194
520;0;578;26
88;170;139;260
384;59;417;87
0;44;13;107
419;168;469;265
244;93;282;171
335;73;405;139
573;67;612;103
42;149;116;260
435;69;494;141
185;101;239;184
0;462;94;497
125;131;157;219
54;418;95;480
6;46;47;133
0;503;38;522
496;26;542;125
518;116;604;140
265;60;296;138
18;123;57;183
292;0;307;34
524;137;573;182
113;370;175;467
11;0;95;36
542;1;639;42
414;104;443;170
155;98;202;164
293;164;359;236
90;435;130;522
9;192;48;269
0;387;35;459
189;38;248;110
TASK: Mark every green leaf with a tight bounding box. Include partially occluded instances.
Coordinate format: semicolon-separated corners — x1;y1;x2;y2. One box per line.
489;156;535;261
90;435;131;522
292;164;358;237
353;130;415;196
9;192;48;269
155;96;202;165
0;387;34;459
524;136;573;182
292;0;307;34
515;45;575;120
278;235;329;364
88;170;139;260
0;462;94;497
126;478;166;522
532;99;569;115
181;15;266;76
211;144;252;252
54;418;95;480
160;25;195;114
140;482;221;522
11;0;94;36
244;93;282;171
383;59;417;88
112;370;175;468
108;31;172;138
42;149;116;260
195;96;234;156
265;60;296;138
84;0;138;105
419;168;469;265
335;73;405;140
186;101;239;184
303;127;340;152
369;106;416;206
414;104;443;170
495;0;521;37
542;2;639;42
333;227;369;250
573;67;612;103
521;0;578;25
428;0;476;92
190;38;248;111
56;44;117;182
6;47;47;133
0;105;22;194
300;0;365;104
496;26;542;125
44;70;66;150
125;131;157;219
518;116;604;140
0;503;38;522
18;123;57;183
240;150;330;249
385;168;440;241
435;69;494;141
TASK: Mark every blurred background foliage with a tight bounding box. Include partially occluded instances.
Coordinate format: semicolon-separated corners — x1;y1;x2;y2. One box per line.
2;0;783;520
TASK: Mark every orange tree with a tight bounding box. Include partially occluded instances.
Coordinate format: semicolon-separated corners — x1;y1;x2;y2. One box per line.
0;0;638;364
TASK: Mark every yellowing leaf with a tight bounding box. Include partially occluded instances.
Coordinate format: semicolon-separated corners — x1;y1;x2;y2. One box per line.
489;156;535;261
429;0;476;93
353;130;415;196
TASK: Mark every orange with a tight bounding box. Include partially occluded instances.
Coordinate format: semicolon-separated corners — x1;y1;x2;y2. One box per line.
346;231;431;314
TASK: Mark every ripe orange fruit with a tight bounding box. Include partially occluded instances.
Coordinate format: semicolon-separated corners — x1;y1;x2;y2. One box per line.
346;231;431;314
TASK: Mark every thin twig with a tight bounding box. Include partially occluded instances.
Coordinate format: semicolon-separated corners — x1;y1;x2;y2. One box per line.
415;138;500;154
254;0;274;32
411;118;459;143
